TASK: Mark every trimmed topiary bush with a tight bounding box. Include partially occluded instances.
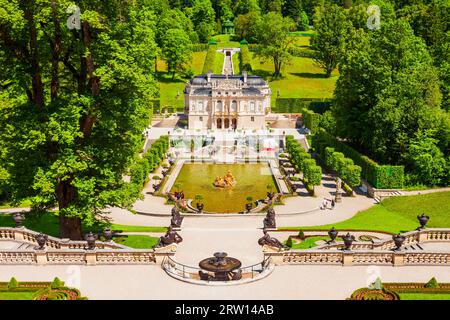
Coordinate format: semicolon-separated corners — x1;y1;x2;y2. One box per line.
425;277;439;288
50;277;63;289
7;277;18;290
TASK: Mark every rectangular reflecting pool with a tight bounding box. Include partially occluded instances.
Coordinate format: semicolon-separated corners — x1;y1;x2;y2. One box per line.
170;163;279;213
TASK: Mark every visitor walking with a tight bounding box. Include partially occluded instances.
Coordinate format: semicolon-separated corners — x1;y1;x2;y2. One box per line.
321;198;328;210
330;199;335;210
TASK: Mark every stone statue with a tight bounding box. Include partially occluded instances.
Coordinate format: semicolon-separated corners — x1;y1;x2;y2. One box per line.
258;230;286;249
170;206;184;228
156;226;183;248
263;208;276;229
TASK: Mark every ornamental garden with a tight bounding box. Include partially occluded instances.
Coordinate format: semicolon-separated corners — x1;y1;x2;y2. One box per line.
0;0;449;301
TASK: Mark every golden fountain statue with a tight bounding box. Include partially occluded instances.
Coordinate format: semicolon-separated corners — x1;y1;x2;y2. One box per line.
213;171;236;188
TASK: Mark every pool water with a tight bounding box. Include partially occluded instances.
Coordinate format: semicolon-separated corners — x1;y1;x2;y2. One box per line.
170;163;279;213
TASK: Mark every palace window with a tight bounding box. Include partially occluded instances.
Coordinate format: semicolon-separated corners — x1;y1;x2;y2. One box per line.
231;101;237;112
217;101;223;112
250;102;255;112
251;116;255;122
199;116;203;121
198;101;203;111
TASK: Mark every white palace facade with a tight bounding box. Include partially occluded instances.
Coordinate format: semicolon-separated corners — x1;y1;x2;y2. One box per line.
184;71;271;130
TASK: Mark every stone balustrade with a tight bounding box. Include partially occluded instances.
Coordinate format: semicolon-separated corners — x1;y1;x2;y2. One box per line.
0;227;128;250
267;250;450;267
267;229;450;267
0;248;173;265
0;227;175;265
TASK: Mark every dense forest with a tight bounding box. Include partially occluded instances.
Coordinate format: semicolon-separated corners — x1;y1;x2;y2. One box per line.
0;0;448;239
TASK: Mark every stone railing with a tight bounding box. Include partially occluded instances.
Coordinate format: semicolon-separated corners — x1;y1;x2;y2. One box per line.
0;227;176;265
267;229;450;266
0;248;173;265
267;250;450;267
306;228;450;251
0;227;128;250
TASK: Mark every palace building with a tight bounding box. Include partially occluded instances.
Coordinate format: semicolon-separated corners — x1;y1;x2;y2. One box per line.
184;71;271;130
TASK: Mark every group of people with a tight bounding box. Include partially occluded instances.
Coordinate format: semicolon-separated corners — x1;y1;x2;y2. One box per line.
320;198;336;210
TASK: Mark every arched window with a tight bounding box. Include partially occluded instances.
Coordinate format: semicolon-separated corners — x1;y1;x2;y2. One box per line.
231;101;237;112
250;102;255;112
217;101;223;112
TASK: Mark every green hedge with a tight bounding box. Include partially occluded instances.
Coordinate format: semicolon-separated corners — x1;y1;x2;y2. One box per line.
274;98;332;114
286;135;322;193
202;45;218;74
312;129;404;189
130;135;169;189
239;44;252;72
303;109;321;134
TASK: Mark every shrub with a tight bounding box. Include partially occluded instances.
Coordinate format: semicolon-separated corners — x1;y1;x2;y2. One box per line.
202;45;217;74
425;277;439;289
303;109;321;134
306;165;322;187
324;147;335;168
330;152;345;173
50;277;63;289
286;236;294;248
298;230;306;240
239;44;252;72
7;277;18;290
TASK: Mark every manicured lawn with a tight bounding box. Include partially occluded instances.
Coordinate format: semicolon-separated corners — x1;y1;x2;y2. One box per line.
212;34;240;48
250;53;337;106
111;225;167;233
399;293;450;300
281;192;450;234
0;291;36;300
113;235;159;249
171;163;279;213
233;52;241;74
0;211;167;238
215;52;224;74
286;236;329;249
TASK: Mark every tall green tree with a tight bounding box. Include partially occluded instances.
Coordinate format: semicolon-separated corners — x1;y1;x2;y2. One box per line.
234;11;262;41
334;19;444;168
0;0;158;239
310;4;350;77
161;29;193;80
191;0;216;42
254;12;296;77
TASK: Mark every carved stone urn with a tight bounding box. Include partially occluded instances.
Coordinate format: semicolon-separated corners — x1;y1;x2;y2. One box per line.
196;203;204;213
85;232;96;250
35;233;48;250
392;234;406;251
342;233;355;251
245;203;252;213
328;227;338;243
12;212;25;228
417;213;429;230
103;228;113;242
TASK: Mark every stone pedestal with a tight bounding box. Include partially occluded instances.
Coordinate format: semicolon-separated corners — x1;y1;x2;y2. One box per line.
418;232;428;243
14;230;24;241
85;251;97;265
335;191;342;203
393;253;405;266
35;250;48;265
342;252;353;266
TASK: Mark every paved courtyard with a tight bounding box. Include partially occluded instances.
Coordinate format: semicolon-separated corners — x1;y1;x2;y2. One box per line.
1;264;450;300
